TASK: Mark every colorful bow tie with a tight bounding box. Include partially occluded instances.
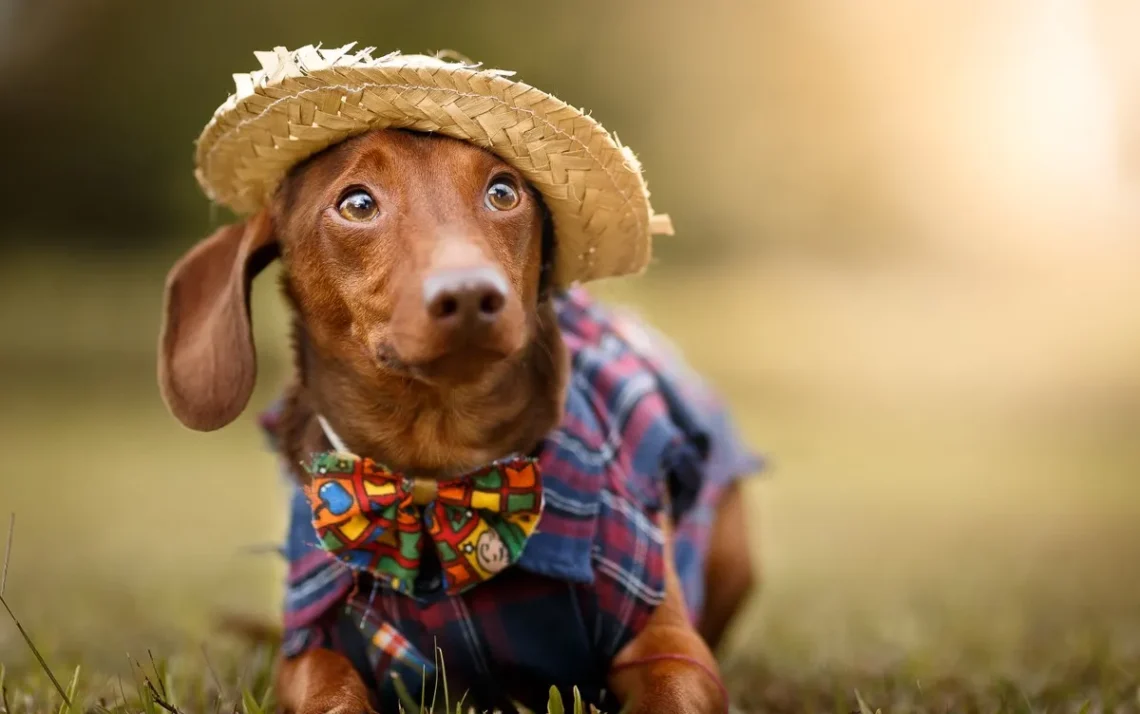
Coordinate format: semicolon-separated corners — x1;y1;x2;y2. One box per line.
303;451;543;597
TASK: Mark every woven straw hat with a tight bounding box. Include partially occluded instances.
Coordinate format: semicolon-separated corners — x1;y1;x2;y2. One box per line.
194;43;674;286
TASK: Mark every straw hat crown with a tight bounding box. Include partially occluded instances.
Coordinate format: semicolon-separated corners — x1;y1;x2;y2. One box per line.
194;43;673;286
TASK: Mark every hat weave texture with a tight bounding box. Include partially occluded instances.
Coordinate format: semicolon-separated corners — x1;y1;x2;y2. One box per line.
194;43;674;285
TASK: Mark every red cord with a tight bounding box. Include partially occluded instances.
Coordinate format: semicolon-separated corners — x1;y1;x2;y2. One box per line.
610;653;730;713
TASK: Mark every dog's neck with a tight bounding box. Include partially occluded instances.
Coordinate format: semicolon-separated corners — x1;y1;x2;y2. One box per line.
279;303;568;480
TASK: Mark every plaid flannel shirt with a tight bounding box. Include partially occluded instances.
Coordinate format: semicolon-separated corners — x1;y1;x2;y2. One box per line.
262;287;762;712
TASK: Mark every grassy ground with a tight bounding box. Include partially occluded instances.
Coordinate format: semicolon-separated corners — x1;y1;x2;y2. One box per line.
2;254;1140;712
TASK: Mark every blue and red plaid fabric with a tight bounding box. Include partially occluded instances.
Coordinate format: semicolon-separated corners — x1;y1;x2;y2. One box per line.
261;287;762;712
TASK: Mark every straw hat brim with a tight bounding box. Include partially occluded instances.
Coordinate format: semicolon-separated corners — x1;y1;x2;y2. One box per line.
194;44;673;286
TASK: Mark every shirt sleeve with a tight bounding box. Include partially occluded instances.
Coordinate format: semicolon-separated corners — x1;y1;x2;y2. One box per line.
608;309;764;485
604;308;764;619
280;475;356;658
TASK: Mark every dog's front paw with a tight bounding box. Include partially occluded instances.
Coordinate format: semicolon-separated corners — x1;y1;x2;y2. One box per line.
297;705;376;714
294;694;376;714
626;693;719;714
620;666;727;714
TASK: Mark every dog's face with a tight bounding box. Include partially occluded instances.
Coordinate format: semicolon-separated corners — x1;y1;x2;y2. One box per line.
158;129;549;432
276;130;546;386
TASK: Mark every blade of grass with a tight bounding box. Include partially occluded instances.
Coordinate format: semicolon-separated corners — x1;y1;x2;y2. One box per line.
854;690;878;714
246;644;274;709
241;689;264;714
1;514;13;597
429;641;440;713
199;643;225;714
1;663;10;714
420;666;426;713
129;655;157;714
144;681;180;714
199;644;222;693
233;643;258;701
165;670;178;712
147;652;168;699
0;512;73;710
116;674;128;710
57;666;81;714
0;594;72;709
547;686;565;714
147;651;181;713
454;690;468;714
437;645;450;714
391;672;421;713
258;680;275;714
511;700;536;714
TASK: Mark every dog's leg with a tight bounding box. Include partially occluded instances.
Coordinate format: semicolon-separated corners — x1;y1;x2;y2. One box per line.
698;481;757;650
607;519;729;714
276;648;375;714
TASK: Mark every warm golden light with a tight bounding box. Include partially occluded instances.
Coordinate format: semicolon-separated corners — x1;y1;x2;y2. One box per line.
2;4;1140;710
987;0;1119;203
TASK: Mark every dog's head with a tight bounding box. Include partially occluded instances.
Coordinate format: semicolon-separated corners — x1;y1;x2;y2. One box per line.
159;129;553;432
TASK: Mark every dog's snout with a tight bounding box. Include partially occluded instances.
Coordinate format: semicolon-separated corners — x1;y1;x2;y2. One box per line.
424;267;509;325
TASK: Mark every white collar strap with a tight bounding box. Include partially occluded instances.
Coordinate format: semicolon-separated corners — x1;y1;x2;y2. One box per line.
316;415;350;453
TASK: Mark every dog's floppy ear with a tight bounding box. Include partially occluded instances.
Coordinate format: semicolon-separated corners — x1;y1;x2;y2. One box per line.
158;210;278;431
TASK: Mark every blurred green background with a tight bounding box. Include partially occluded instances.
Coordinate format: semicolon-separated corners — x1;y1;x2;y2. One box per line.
2;0;1140;695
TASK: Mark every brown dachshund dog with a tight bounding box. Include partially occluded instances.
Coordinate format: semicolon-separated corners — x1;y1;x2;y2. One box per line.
159;129;757;714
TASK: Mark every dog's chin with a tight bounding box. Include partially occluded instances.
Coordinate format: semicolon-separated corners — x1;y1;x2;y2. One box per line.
381;341;522;387
421;349;515;386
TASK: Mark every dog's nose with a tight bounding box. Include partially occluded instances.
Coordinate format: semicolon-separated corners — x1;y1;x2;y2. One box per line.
423;267;509;326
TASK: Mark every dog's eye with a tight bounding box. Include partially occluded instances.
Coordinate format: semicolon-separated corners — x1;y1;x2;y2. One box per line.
337;189;378;222
485;177;520;212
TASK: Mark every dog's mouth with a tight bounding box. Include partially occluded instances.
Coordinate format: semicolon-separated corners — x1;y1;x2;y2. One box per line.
378;341;518;385
377;343;413;372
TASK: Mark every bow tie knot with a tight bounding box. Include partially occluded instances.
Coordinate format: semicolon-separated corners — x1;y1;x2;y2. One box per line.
304;451;543;596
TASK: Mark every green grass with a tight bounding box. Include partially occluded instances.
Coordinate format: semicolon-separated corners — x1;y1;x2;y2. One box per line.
0;641;610;714
3;258;1140;713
